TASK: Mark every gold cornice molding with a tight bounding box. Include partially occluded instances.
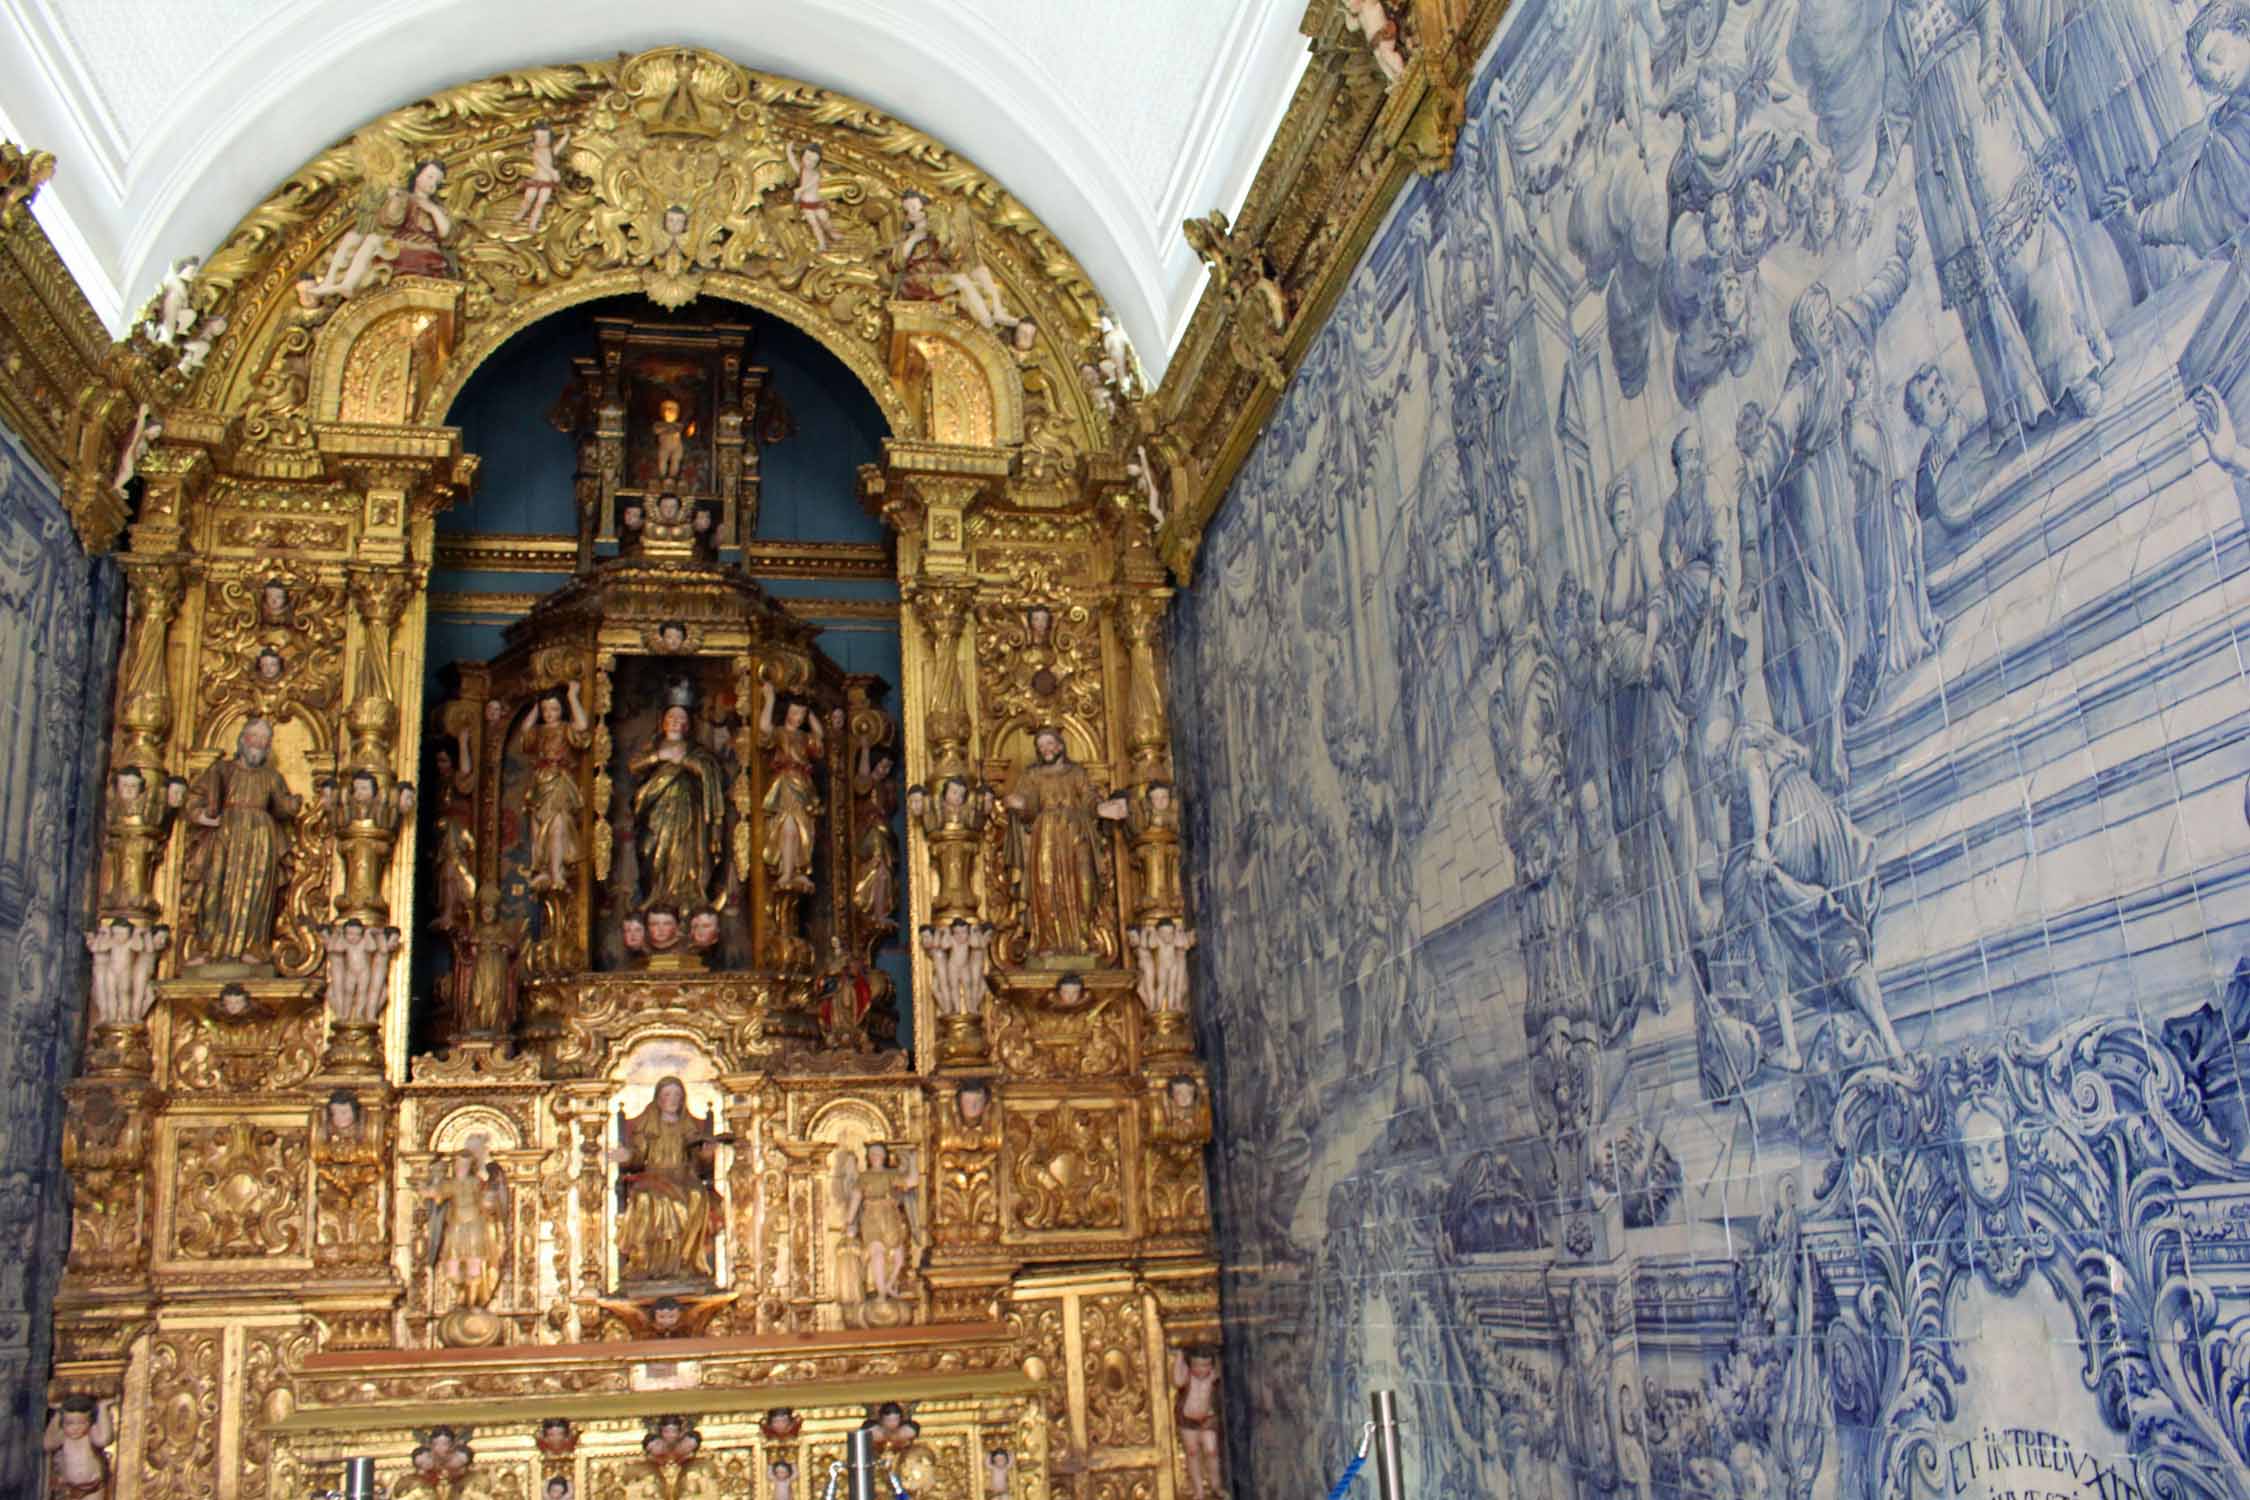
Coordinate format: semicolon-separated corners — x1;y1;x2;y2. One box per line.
1145;0;1505;580
434;532;894;580
429;588;899;622
0;141;139;553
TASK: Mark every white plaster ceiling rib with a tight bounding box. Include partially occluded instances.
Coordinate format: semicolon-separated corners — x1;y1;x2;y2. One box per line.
0;0;1313;376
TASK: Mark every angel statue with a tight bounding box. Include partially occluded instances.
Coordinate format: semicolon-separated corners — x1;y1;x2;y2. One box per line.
139;256;201;347
299;139;457;305
758;682;836;896
891;190;1033;347
515;119;570;233
610;1078;729;1289
1342;0;1410;83
515;681;591;895
785;141;837;252
833;1143;920;1307
424;1138;506;1318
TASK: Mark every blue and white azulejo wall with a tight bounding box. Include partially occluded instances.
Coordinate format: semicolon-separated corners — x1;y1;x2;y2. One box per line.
0;417;119;1491
1174;0;2250;1495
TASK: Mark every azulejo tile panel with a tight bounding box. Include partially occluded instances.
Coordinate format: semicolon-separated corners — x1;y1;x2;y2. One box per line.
0;419;120;1491
1175;1;2250;1495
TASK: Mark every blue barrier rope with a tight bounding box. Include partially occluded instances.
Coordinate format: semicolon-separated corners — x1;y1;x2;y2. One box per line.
1324;1421;1377;1500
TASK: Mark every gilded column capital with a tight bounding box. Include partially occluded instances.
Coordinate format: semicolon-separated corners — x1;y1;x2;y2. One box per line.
124;442;211;549
346;563;416;639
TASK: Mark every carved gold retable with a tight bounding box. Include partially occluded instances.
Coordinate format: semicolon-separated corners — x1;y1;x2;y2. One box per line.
27;42;1232;1500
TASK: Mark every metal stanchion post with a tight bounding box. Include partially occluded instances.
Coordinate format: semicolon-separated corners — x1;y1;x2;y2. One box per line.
848;1426;881;1500
1370;1390;1405;1500
311;1457;380;1500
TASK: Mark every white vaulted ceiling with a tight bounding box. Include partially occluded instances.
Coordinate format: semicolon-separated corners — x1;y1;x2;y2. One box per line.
0;0;1312;374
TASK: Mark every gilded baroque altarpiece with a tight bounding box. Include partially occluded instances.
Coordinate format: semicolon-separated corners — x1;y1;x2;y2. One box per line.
0;43;1281;1500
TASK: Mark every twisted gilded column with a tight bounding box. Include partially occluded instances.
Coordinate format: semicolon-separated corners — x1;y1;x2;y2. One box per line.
330;564;417;926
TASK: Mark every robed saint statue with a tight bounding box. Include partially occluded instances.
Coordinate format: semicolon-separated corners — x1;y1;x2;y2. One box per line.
182;717;301;972
1001;727;1128;960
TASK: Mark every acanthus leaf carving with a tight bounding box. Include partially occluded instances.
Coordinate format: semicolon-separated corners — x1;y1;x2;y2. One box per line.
173;1121;308;1260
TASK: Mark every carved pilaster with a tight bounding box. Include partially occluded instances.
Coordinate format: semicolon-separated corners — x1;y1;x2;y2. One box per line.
98;563;189;988
345;564;414;753
309;1086;391;1274
1142;1076;1213;1246
58;1079;161;1285
931;1083;1006;1255
323;565;419;927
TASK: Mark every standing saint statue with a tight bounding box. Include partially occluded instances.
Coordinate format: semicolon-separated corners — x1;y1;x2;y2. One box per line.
610;1077;727;1288
834;1142;919;1304
182;718;301;973
515;682;590;894
631;684;728;913
758;681;836;895
457;889;526;1038
1000;727;1129;960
